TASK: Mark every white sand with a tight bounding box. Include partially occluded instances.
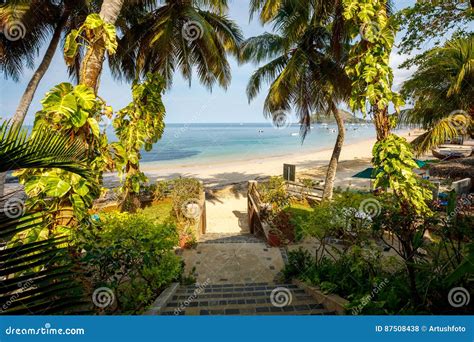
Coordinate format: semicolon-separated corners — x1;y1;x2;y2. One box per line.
135;129;417;189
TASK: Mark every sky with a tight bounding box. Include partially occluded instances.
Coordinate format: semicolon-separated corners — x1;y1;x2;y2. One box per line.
1;0;423;124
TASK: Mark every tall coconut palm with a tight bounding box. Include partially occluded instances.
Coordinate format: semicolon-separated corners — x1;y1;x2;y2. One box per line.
0;0;95;127
241;2;351;200
78;0;125;91
109;0;243;89
400;35;473;155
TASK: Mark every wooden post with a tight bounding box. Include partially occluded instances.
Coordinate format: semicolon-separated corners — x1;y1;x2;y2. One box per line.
199;181;206;235
283;164;296;181
248;181;257;235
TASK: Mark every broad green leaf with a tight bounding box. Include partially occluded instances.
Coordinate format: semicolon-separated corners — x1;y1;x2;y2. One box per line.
71;109;88;128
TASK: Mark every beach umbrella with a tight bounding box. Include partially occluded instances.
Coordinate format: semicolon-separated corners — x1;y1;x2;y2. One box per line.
352;168;378;179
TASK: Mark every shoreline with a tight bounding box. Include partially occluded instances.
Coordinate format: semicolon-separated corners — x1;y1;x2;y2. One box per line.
102;129;418;189
5;129;420;195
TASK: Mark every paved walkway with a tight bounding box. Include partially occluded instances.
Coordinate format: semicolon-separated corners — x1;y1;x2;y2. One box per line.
181;186;285;284
204;188;249;234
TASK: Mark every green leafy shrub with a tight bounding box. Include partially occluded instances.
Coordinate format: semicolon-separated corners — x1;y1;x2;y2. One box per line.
170;178;203;238
258;176;290;214
154;180;172;201
283;247;313;280
75;212;182;314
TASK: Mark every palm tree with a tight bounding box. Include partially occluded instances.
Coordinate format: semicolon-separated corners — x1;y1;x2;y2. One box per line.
400;35;473;155
78;0;125;91
0;122;91;314
0;1;95;196
109;0;243;89
241;3;351;200
0;0;95;127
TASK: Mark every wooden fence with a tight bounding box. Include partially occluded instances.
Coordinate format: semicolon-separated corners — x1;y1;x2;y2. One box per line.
247;179;323;237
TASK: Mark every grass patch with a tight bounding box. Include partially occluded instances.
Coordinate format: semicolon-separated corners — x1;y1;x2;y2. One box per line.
139;198;174;224
285;202;313;241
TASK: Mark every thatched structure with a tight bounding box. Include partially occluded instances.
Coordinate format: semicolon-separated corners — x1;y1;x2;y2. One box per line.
429;156;474;180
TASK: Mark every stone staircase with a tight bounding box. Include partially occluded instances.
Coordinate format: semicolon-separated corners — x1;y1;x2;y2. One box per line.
198;232;263;244
159;282;334;315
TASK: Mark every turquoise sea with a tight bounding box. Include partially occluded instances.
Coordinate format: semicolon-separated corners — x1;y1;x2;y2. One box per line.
115;122;381;166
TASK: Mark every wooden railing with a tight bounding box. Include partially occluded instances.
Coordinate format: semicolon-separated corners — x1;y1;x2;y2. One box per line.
197;184;207;237
286;180;323;202
247;179;322;237
247;180;264;236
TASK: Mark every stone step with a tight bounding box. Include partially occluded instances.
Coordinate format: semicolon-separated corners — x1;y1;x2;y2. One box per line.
162;307;332;316
198;233;263;244
168;294;315;307
159;282;333;316
176;283;299;294
172;291;310;301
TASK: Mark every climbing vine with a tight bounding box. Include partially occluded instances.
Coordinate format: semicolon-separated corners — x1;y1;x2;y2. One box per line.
342;0;432;213
64;13;118;85
112;73;166;212
372;134;431;214
342;0;403;140
16;83;113;235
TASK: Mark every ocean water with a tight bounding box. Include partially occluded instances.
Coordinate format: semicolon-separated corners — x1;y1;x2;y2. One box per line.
106;122;379;166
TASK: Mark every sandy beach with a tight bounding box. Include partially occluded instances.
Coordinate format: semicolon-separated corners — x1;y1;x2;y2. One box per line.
126;129;419;190
5;129;419;196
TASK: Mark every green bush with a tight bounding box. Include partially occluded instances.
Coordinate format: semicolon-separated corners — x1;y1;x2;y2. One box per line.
75;212;182;314
258;176;290;213
170;178;203;237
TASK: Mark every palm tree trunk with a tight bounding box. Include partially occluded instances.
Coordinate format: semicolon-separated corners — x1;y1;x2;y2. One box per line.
12;17;67;127
322;106;345;200
79;0;124;91
0;14;68;197
373;106;390;141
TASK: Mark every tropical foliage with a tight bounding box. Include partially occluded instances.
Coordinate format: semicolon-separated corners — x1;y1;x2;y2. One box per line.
112;73;166;212
15;83;112;232
401;35;473;154
241;1;351;199
74;211;182;314
342;0;403;140
284;190;473;314
372;134;432;214
110;0;243;89
0;124;89;314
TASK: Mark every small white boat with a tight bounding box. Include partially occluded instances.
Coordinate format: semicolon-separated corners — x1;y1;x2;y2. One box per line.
291;132;299;136
432;145;472;160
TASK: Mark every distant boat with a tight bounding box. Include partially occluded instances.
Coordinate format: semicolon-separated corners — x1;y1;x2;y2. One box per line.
321;123;328;127
291;133;299;136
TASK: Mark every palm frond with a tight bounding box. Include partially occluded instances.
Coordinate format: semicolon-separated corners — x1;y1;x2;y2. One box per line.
410;114;472;156
0;122;91;177
0;212;88;315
